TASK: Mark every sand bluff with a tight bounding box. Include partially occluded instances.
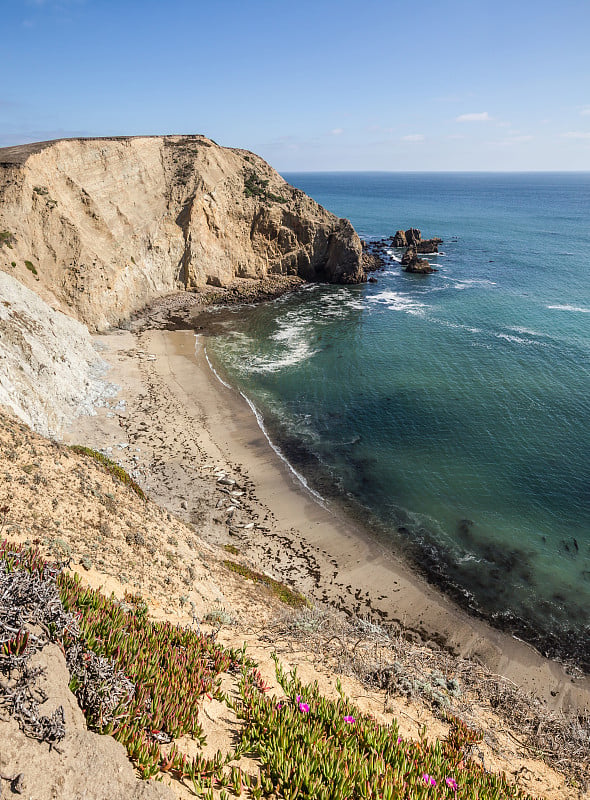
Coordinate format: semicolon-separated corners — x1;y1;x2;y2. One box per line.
0;135;364;331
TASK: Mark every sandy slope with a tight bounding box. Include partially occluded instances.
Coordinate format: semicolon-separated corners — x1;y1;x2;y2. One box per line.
2;406;588;799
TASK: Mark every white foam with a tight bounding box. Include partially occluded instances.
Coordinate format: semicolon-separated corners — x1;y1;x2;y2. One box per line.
367;290;428;316
493;332;534;345
449;278;497;289
434;319;482;335
250;320;318;372
508;326;545;337
547;304;590;313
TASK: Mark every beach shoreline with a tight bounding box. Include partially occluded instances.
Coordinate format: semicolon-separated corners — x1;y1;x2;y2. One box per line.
65;324;590;715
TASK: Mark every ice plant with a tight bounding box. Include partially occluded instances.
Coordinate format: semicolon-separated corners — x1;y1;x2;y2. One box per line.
1;546;543;799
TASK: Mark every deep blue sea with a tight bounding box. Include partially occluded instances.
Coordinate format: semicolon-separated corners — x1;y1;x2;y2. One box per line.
207;173;590;666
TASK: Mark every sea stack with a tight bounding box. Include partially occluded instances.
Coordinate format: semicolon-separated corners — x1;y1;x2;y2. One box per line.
401;244;436;273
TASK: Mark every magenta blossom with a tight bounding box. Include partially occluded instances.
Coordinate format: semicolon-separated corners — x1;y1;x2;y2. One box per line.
298;702;310;713
422;774;436;787
445;777;458;791
343;715;355;723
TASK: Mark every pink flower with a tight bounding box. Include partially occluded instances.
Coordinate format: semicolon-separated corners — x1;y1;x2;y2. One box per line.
397;736;403;743
446;777;458;791
298;702;310;713
343;715;355;723
422;774;436;787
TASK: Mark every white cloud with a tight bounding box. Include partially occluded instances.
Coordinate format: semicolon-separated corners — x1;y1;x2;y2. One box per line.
401;134;425;142
486;134;534;148
456;112;492;122
330;128;343;136
562;131;590;139
580;107;590;116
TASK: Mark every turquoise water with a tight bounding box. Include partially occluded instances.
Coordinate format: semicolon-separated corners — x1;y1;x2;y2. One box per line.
206;173;590;666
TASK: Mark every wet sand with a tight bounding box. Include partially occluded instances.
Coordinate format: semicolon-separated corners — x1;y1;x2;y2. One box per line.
67;326;590;714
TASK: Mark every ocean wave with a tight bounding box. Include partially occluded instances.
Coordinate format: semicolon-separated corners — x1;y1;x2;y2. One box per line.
367;290;428;316
547;304;590;313
249;345;319;373
238;391;326;505
448;278;497;290
492;332;544;346
200;340;233;389
507;326;545;337
433;319;482;335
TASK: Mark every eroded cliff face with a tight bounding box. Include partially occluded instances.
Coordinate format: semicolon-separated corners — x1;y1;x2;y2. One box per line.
0;136;364;330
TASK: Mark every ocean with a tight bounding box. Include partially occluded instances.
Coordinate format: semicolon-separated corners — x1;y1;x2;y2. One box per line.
205;172;590;667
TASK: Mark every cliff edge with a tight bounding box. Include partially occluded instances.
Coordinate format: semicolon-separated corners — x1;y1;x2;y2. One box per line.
0;135;364;330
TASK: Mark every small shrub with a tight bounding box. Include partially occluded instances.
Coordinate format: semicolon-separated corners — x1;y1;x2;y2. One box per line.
0;230;14;248
69;445;146;501
223;559;308;609
243;171;287;204
24;260;38;276
204;605;236;626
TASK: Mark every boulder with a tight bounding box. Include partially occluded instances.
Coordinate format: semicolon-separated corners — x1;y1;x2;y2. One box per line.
392;230;407;247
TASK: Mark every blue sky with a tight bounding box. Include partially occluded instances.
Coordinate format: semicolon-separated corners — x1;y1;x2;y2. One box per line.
2;0;590;170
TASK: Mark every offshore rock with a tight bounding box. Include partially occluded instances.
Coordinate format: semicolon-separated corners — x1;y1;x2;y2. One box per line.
401;244;435;274
405;227;422;246
0;135;364;330
416;237;443;254
392;230;407;247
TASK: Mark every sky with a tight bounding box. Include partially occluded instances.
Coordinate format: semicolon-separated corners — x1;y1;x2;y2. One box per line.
2;0;590;171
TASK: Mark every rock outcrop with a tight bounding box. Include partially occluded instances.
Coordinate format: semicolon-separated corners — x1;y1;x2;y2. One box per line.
401;244;436;274
416;237;443;254
391;227;442;273
0;136;364;330
0;644;172;800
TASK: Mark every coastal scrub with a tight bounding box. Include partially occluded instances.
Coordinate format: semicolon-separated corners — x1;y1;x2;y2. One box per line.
1;543;540;799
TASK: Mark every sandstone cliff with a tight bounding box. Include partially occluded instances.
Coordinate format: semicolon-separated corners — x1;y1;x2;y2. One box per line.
0;136;364;330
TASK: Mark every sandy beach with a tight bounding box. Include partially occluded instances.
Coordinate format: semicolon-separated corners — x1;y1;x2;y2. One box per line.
65;324;590;715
